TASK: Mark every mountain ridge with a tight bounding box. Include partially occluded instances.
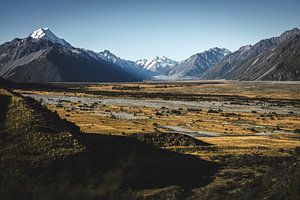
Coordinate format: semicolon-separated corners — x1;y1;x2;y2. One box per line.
167;47;231;79
0;27;299;82
136;56;177;75
30;27;72;47
202;28;300;81
0;28;142;83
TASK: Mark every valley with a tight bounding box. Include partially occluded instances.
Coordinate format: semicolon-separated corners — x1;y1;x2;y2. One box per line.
1;1;299;199
19;81;300;136
4;80;299;199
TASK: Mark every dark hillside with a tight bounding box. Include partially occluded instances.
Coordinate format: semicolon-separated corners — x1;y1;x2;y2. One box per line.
0;88;218;199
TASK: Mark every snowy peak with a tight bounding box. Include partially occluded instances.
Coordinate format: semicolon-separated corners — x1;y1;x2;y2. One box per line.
98;50;118;63
30;28;52;39
30;28;72;47
144;56;177;70
136;56;177;75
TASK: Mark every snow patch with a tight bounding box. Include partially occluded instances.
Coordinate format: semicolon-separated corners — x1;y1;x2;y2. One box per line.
30;28;72;47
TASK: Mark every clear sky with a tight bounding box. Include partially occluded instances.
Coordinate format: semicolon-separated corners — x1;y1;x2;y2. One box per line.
0;0;300;61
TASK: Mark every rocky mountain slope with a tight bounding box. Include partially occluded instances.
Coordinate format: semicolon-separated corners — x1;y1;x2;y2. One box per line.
1;27;299;82
202;28;300;81
98;50;152;79
0;28;143;83
168;47;230;78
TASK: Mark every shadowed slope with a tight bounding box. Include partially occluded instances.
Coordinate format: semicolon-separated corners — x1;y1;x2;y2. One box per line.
0;88;219;199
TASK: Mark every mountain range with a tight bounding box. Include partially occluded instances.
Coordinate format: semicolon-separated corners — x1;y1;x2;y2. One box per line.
167;47;231;79
136;56;178;76
0;27;299;82
0;28;145;83
202;28;300;81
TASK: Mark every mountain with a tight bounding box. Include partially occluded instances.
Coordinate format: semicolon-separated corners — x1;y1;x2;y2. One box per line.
167;47;230;78
98;50;152;79
136;56;177;75
2;27;299;82
30;28;72;47
0;28;141;83
202;28;300;81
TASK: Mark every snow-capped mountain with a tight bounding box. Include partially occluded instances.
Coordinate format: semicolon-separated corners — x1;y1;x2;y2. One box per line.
30;28;72;47
136;59;148;66
136;56;177;75
98;50;118;63
167;47;231;78
2;27;299;83
98;50;152;79
0;28;142;83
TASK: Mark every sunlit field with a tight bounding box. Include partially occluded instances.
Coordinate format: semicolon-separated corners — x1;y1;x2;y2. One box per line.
10;80;299;198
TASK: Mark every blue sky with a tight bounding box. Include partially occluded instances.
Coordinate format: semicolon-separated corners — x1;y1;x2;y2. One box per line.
0;0;300;60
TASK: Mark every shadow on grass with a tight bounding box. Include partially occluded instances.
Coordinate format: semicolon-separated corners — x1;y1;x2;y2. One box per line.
0;92;220;199
83;133;219;190
0;94;11;130
0;132;219;199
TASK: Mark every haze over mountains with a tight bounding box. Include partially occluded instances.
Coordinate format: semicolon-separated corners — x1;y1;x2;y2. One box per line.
0;27;299;83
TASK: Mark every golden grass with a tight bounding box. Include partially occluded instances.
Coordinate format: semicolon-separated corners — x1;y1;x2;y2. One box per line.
15;81;300;151
42;99;300;136
201;135;300;149
82;81;300;99
4;84;300;199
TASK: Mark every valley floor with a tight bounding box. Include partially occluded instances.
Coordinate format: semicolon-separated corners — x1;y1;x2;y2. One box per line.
1;80;299;199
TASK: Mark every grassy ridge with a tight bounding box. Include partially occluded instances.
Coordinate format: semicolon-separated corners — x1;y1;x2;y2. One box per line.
0;88;218;199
